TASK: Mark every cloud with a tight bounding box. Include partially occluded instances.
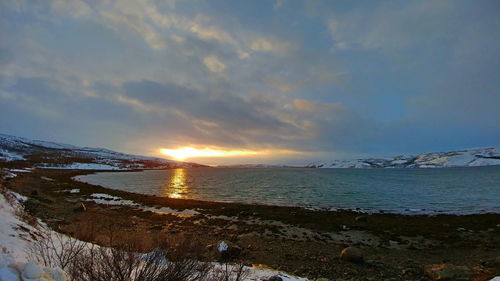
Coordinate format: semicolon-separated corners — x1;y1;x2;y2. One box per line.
203;55;226;73
250;38;287;53
189;23;236;45
292;99;335;113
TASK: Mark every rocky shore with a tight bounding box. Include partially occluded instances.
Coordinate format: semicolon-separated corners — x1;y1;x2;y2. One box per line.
2;168;499;281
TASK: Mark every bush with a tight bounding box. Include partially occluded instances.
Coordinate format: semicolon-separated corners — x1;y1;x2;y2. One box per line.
27;229;248;281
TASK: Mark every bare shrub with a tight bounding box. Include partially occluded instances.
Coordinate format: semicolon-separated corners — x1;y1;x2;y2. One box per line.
68;245;246;281
27;229;249;281
211;263;249;281
27;229;87;270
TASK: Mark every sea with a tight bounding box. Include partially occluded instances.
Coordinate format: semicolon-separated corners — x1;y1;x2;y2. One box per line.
73;166;500;214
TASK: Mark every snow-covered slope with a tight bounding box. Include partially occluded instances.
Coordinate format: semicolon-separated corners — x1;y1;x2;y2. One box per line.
0;133;205;170
307;147;500;168
216;164;295;168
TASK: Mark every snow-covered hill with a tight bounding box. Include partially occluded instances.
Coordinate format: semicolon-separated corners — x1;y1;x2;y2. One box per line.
0;133;205;170
216;164;295;168
307;147;500;168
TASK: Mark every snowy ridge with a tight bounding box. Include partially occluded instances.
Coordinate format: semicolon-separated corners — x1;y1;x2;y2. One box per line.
0;133;205;170
307;147;500;168
216;164;295;168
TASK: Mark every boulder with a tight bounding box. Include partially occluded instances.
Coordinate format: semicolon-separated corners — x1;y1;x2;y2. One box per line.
73;202;86;212
340;246;363;263
217;241;241;260
424;263;473;281
266;276;283;281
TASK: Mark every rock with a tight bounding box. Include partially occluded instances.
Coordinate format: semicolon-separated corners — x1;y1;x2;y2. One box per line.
355;215;368;222
22;262;44;279
218;241;229;252
217;241;241;260
73;202;86;212
424;264;473;281
340;246;363;263
0;266;20;281
266;276;283;281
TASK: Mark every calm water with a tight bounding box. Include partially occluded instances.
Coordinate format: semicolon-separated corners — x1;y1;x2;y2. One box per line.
74;166;500;214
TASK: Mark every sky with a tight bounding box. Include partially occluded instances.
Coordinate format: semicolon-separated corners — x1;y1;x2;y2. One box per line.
1;0;499;165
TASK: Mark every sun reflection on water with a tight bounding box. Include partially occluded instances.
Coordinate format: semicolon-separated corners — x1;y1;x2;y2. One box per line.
164;168;189;198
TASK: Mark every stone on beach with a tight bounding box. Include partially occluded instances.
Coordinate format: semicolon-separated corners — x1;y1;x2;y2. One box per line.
73;202;86;212
340;246;364;263
217;241;242;260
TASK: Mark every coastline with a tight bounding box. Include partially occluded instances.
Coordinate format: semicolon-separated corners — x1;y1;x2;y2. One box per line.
72;166;500;216
2;168;500;280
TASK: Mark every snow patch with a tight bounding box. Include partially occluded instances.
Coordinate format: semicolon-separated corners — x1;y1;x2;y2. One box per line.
87;193;200;217
0;149;25;161
8;169;31;173
37;163;126;170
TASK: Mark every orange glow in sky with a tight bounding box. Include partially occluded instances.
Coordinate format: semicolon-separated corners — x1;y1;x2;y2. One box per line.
160;147;259;160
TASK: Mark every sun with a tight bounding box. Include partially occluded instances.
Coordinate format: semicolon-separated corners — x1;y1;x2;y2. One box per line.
160;147;258;160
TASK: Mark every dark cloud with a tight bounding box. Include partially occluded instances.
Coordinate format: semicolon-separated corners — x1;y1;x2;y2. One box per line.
122;80;302;145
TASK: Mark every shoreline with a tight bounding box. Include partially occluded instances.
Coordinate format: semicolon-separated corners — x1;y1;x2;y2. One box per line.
2;168;500;280
72;167;500;216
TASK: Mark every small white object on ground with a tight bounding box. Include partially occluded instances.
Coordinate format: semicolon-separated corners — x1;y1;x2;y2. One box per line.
218;241;228;252
8;169;31;173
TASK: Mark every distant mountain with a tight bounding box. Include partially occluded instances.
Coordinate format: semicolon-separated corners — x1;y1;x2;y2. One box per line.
215;164;296;168
0;133;206;170
306;147;500;168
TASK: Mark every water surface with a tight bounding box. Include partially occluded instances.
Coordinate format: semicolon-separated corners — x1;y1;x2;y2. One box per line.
74;166;500;214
